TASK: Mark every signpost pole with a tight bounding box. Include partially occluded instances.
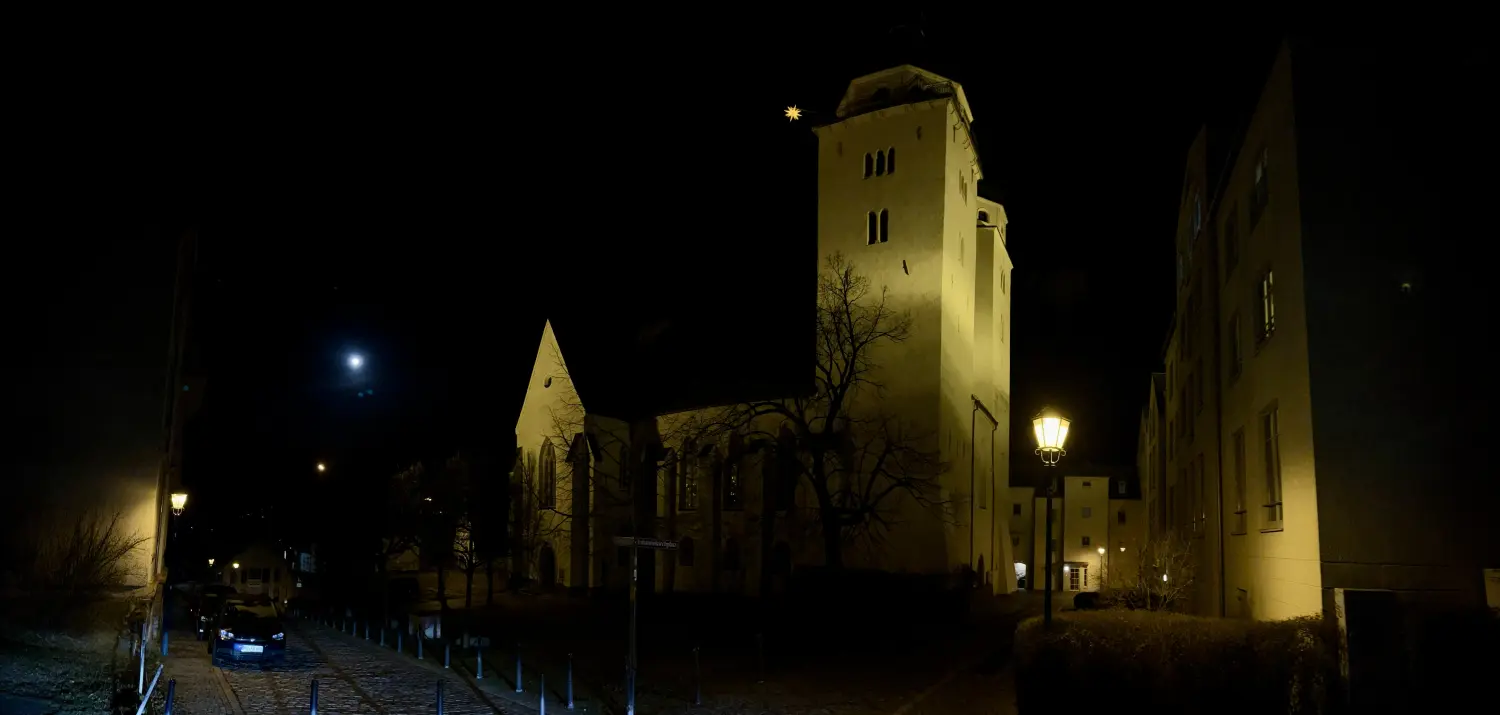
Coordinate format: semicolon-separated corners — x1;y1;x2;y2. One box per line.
612;536;677;715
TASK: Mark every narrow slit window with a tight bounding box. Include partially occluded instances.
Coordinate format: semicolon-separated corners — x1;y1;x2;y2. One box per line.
879;209;889;243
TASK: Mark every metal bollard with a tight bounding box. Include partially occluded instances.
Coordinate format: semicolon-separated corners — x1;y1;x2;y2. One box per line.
138;623;146;693
397;630;403;654
567;653;575;710
418;635;424;660
436;679;445;715
476;646;484;680
444;642;451;669
380;627;386;647
693;646;702;706
515;642;523;693
757;631;766;684
164;678;176;715
365;623;370;640
540;674;546;715
309;679;319;715
161;629;169;657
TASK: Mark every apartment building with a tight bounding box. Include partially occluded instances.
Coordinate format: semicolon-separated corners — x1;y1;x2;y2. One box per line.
1010;474;1144;594
1142;38;1493;621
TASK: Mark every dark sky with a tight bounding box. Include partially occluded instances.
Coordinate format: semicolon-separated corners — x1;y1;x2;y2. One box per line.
16;15;1292;532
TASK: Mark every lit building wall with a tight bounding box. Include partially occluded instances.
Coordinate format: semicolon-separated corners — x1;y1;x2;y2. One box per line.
1009;486;1035;588
1214;48;1323;622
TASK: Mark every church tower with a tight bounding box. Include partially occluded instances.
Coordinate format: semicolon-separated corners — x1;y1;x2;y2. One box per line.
813;66;1016;591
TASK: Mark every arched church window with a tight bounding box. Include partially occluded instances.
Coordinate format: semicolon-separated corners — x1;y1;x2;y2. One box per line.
863;153;873;178
875;150;886;176
887;147;896;174
978;210;990;224
867;211;878;246
879;209;889;243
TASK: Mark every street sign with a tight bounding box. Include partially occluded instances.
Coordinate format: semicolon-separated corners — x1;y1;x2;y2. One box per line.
611;536;678;551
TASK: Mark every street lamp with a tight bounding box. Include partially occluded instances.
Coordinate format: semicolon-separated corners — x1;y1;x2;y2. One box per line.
208;558;215;566
1098;546;1107;590
232;562;240;570
317;462;327;473
1032;406;1071;628
170;491;188;516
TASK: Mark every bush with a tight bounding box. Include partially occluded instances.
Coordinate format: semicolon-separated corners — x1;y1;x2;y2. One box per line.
1;511;147;630
1014;610;1340;715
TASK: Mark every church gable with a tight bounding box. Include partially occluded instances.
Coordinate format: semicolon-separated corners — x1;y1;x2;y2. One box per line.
515;320;584;454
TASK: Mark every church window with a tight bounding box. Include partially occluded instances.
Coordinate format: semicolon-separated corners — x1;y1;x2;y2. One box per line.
724;461;743;511
864;153;873;178
679;454;698;511
875;150;886;176
978;210;990;224
867;212;878;245
879;209;889;243
887;146;896;174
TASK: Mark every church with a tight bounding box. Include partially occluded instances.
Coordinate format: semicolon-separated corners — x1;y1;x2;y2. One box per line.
512;65;1019;597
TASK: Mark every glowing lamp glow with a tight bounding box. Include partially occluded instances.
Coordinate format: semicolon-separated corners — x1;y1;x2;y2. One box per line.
348;354;364;370
1062;565;1070;572
1031;406;1070;466
1097;547;1105;556
1162;573;1169;582
784;105;802;121
170;492;188;515
232;562;241;569
208;558;215;566
317;463;327;473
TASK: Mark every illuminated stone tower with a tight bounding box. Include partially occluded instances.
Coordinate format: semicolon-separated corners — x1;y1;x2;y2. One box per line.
813;66;1016;590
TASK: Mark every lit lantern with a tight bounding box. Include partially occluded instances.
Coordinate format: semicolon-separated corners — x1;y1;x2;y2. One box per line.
170;492;188;516
1031;406;1071;466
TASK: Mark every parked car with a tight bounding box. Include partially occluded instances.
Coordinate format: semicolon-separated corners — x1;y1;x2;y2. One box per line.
194;584;238;640
209;595;286;666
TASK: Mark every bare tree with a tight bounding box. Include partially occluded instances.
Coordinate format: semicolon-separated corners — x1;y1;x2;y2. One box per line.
375;463;423;627
452;517;480;610
1116;531;1197;611
722;253;951;569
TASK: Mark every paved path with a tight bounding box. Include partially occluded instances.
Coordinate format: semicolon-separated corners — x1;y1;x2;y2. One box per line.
160;622;512;714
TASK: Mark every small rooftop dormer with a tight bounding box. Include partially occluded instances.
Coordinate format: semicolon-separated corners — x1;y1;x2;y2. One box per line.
835;65;974;123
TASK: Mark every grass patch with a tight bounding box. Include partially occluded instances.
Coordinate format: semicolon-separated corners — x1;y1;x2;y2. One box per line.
1014;610;1340;715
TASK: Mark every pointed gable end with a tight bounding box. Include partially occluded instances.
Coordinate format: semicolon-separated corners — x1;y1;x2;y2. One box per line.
515;320;585;455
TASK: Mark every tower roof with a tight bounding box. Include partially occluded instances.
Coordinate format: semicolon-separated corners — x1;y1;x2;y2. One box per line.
835;65;974;123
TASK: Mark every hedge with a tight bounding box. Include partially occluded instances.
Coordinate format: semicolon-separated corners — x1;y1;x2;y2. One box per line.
1013;610;1341;715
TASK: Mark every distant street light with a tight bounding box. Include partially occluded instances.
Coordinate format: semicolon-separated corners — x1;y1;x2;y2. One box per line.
170;492;188;516
232;562;240;569
317;463;327;473
208;558;215;566
1032;406;1072;629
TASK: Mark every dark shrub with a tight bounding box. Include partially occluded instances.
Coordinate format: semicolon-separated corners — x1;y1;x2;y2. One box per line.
1014;610;1340;715
1072;592;1100;610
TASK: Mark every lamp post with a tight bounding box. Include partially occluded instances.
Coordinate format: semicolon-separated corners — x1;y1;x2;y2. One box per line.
1031;406;1071;628
1097;546;1107;590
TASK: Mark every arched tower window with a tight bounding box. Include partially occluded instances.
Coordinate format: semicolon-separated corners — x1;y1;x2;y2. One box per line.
887;146;896;174
978;210;990;224
867;211;878;245
875;150;886;176
540;442;557;508
863;153;873;178
879;209;889;243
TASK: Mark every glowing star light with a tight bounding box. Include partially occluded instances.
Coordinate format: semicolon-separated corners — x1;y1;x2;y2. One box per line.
784;105;802;121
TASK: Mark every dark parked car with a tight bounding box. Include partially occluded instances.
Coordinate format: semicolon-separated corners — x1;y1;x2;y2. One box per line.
209;596;286;666
194;584;238;640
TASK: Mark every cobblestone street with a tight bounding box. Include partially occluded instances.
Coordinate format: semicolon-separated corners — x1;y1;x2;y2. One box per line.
160;622;512;714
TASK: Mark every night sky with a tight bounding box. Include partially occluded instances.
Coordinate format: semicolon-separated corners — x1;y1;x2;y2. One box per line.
16;15;1291;534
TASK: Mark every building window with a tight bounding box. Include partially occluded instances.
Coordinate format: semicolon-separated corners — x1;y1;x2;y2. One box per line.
1082;480;1092;488
887;146;896;174
1081;536;1091;547
863;153;873;178
1231;428;1247;534
978;210;990;224
1012;503;1021;516
679;455;698;511
1192;191;1202;237
1001;271;1007;294
959;172;968;202
1250;148;1269;229
875;150;886;176
1261;407;1283;527
1228;313;1244;381
867;211;878;246
1081;506;1092;518
724;461;743;510
1011;535;1020;548
1257;270;1277;342
1224;205;1239;277
879;209;890;243
678;536;695;567
1194;362;1204;415
540;443;557;509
